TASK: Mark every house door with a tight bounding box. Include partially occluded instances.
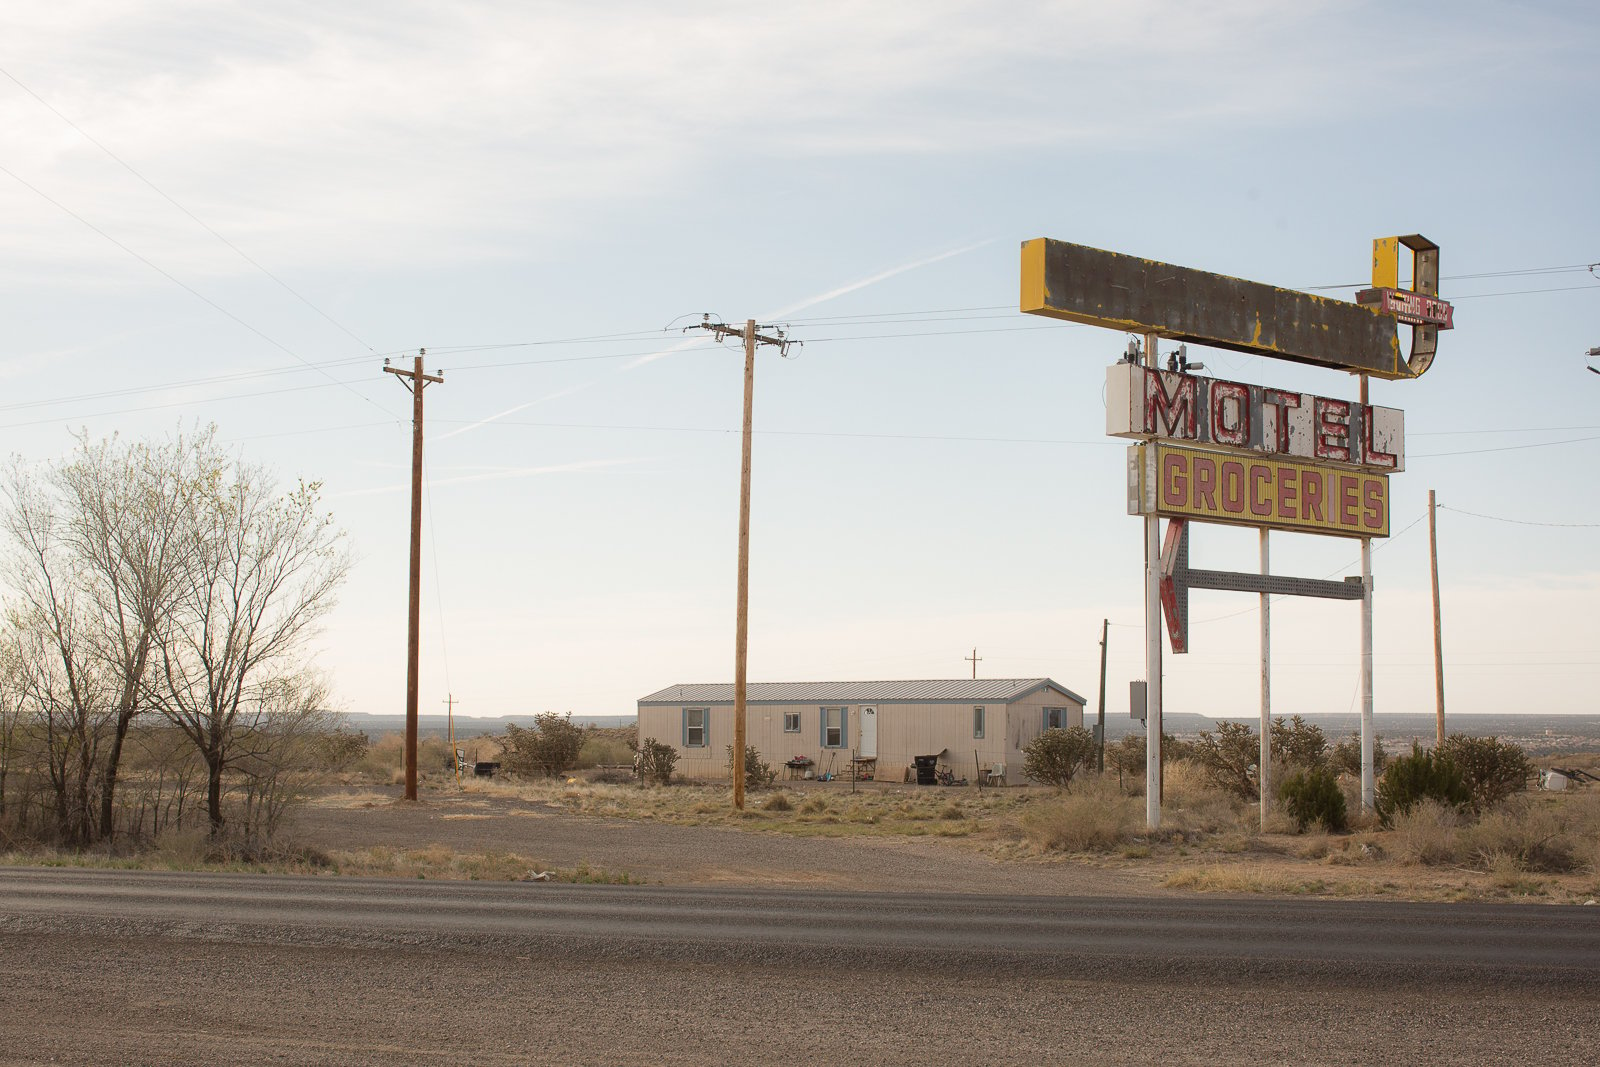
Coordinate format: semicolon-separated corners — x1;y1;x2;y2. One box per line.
859;706;878;758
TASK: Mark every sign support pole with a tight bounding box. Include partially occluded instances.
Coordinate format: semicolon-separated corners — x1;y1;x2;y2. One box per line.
1259;529;1271;827
1359;375;1376;813
1144;331;1163;830
1429;489;1445;747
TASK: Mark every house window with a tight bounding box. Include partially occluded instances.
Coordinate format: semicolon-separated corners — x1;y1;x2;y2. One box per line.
683;707;708;748
783;712;801;733
973;706;986;739
821;706;847;748
1044;707;1067;731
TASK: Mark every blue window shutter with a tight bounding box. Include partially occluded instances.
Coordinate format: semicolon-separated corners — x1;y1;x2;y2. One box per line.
819;707;826;747
842;707;849;749
682;709;688;748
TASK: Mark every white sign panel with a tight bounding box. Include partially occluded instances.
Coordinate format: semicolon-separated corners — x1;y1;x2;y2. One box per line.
1106;363;1405;472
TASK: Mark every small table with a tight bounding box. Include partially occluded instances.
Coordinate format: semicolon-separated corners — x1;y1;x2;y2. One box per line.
784;759;813;780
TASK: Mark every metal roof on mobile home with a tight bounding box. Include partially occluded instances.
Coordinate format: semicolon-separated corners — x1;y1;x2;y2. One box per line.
637;678;1086;706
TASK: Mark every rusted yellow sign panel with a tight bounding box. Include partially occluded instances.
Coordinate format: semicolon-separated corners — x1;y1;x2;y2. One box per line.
1021;238;1442;380
1129;443;1390;539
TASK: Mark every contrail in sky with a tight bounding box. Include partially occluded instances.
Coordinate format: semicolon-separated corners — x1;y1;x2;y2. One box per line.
623;238;993;370
435;383;591;441
763;238;995;320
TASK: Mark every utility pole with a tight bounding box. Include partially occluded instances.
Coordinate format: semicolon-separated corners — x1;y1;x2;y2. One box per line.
1096;620;1108;773
383;350;444;803
966;648;982;679
689;317;795;811
1429;489;1445;747
444;694;461;786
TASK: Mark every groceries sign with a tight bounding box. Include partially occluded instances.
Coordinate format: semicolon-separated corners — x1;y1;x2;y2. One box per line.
1128;444;1389;539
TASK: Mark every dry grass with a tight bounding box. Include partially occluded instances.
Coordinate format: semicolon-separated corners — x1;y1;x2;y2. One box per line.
1016;777;1142;852
1388;794;1596;875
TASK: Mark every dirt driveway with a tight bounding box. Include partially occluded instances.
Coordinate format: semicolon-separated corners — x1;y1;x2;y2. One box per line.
290;785;1160;896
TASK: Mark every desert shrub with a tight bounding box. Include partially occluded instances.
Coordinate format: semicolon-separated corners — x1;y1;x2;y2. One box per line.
726;744;776;790
634;737;677;785
1388;799;1464;865
1021;788;1139;851
1277;767;1348;833
1330;733;1388;777
1104;733;1189;794
1376;743;1470;826
311;729;370;773
1163;760;1249;834
1460;801;1580;874
1191;716;1333;803
761;792;793;812
799;797;828;815
501;713;586;779
1023;726;1096;790
1271;716;1329;774
1106;734;1146;792
1190;721;1261;801
1439;735;1534;812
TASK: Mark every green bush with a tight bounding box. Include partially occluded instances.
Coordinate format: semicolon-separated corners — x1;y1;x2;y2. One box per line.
500;713;587;778
1277;767;1348;833
1330;733;1388;777
634;737;677;785
1439;735;1534;812
726;744;776;789
1023;726;1096;790
1270;715;1329;774
1375;743;1470;826
1191;716;1332;802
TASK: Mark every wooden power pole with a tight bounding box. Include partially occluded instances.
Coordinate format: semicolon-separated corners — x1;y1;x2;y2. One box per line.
1096;620;1108;772
966;648;982;679
688;318;795;811
384;351;443;803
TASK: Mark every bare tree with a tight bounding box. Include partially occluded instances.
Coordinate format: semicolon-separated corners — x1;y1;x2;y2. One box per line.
0;627;26;823
52;429;211;840
0;463;114;845
154;465;349;838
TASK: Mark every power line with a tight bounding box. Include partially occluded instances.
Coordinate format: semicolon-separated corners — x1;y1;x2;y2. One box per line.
0;63;379;355
1438;504;1600;528
0;160;398;421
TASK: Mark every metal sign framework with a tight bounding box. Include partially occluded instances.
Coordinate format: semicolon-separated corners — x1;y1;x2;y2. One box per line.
1021;235;1449;829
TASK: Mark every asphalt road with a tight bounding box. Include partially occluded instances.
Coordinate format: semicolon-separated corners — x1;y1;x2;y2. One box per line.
3;867;1598;1065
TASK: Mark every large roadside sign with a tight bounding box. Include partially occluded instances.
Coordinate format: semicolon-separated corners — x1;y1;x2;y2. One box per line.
1020;238;1450;379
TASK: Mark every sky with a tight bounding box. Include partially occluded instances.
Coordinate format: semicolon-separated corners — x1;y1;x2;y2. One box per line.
2;0;1596;728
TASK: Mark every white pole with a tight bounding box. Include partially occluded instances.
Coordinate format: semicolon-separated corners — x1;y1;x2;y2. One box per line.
1259;528;1271;828
1360;536;1375;813
1144;331;1162;830
1359;374;1375;814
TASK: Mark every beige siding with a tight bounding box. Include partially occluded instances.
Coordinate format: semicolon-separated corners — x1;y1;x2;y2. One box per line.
637;698;1056;783
1007;690;1086;783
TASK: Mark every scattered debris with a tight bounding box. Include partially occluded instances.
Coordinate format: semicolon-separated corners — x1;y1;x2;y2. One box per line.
522;870;552;882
